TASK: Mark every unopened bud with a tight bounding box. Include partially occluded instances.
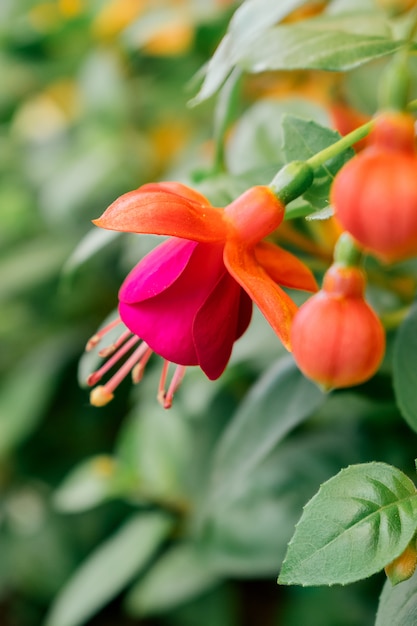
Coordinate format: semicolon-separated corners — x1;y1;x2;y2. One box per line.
385;543;417;585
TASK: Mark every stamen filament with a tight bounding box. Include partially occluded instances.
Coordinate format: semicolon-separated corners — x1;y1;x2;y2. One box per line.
99;329;132;358
132;347;153;383
157;360;170;406
163;366;186;409
87;334;139;386
103;341;153;394
86;318;122;351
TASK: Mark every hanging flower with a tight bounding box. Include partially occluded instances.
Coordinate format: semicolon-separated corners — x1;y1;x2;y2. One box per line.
86;182;317;406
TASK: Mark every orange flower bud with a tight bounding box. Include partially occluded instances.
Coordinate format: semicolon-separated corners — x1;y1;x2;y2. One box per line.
291;265;385;390
385;542;417;586
331;112;417;263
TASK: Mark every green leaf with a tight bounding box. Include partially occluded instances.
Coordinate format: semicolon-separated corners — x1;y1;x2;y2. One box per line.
226;99;328;176
393;303;417;433
241;26;406;74
282;115;354;208
62;228;120;277
376;572;417;626
116;401;192;503
125;543;220;616
53;455;134;512
204;425;361;577
284;12;391;37
279;462;417;586
192;0;310;103
44;512;174;626
194;7;406;103
209;356;325;501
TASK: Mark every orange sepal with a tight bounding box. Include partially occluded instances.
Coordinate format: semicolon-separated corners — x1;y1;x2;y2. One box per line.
93;182;227;243
254;241;318;292
224;241;298;350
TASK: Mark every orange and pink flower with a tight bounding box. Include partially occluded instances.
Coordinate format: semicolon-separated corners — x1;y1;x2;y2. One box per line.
86;182;317;406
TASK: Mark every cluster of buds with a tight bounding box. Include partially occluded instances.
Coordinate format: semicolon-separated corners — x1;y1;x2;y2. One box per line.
292;111;417;390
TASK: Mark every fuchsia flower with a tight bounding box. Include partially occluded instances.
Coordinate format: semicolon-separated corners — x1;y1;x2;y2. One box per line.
86;182;317;407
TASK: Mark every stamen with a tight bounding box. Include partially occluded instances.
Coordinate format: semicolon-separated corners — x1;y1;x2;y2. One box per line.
98;329;132;358
164;365;186;409
157;360;170;406
90;386;114;407
85;318;122;351
86;320;186;408
131;346;153;383
157;362;186;409
87;334;139;386
102;342;153;395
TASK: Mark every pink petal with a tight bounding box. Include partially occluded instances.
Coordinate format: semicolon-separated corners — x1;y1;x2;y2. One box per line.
236;288;253;341
119;239;198;304
119;242;226;366
193;273;252;380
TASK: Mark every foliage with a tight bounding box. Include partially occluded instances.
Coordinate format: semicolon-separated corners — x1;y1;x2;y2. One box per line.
3;1;417;625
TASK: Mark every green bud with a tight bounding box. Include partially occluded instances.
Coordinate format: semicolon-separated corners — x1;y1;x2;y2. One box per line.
269;161;314;205
334;233;363;267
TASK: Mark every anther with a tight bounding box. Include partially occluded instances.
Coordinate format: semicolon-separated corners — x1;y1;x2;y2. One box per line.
90;386;114;407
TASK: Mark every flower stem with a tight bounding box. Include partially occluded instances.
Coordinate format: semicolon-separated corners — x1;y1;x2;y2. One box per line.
307;121;373;170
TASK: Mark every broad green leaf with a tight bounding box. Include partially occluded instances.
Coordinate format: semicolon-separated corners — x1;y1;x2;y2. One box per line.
204;426;360;576
62;228;120;277
285;12;391;37
116;401;192;503
376;572;417;626
226;99;328;176
125;543;220;616
44;512;173;626
241;26;407;74
393;303;417;433
53;455;134;512
209;356;325;501
192;0;310;103
279;462;417;586
282;115;354;208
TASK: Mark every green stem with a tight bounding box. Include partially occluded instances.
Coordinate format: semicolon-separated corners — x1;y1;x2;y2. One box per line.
334;233;363;267
307;120;373;170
